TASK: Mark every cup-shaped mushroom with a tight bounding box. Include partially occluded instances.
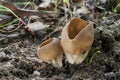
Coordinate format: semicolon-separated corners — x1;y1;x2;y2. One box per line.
61;17;94;64
37;38;63;68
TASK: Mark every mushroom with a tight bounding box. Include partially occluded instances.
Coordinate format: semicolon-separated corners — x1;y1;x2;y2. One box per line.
37;38;63;68
61;17;94;64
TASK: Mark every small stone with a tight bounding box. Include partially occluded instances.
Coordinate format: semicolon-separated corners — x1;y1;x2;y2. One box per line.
33;71;40;76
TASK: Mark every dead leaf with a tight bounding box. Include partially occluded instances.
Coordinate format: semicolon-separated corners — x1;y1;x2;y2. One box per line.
76;7;90;15
1;1;44;17
38;0;55;11
27;21;49;31
0;14;11;20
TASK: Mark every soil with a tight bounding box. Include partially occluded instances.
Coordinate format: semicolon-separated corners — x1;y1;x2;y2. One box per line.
0;14;120;80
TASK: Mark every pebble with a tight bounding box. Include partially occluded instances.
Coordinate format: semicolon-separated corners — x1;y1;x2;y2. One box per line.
33;71;40;76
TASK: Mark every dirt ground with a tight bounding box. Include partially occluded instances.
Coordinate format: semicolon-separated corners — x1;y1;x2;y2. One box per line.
0;0;120;80
0;14;120;80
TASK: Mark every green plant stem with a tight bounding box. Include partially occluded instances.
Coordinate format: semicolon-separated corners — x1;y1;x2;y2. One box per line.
0;19;18;28
89;51;102;64
0;5;35;34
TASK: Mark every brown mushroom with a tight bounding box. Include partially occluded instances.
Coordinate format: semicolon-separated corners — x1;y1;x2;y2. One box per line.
37;38;63;68
61;17;94;64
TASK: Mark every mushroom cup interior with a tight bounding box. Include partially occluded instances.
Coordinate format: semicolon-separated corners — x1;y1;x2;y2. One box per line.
68;18;89;39
40;38;54;47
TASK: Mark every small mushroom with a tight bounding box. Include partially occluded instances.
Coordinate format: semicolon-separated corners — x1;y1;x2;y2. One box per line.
61;17;94;64
37;38;63;68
